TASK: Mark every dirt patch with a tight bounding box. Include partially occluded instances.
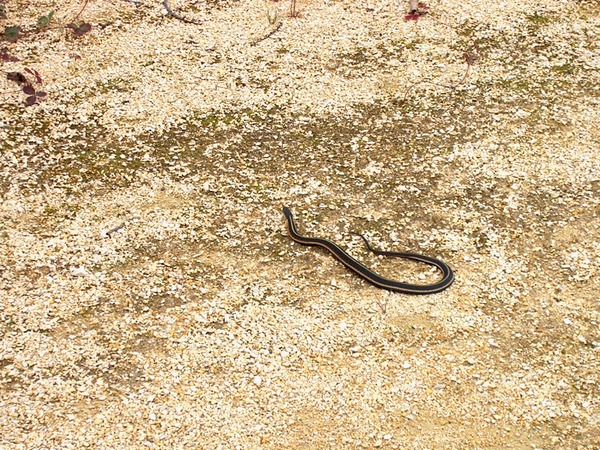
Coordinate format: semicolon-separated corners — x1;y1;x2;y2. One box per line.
1;0;599;448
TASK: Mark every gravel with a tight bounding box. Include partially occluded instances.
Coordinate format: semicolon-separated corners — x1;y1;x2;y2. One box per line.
1;0;599;448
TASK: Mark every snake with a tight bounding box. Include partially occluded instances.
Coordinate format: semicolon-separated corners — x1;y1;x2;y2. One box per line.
282;207;454;294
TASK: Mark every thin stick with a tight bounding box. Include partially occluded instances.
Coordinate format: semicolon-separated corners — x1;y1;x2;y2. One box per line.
402;52;474;103
401;13;480;104
163;0;203;25
72;0;90;23
102;223;125;238
375;299;387;314
250;22;282;47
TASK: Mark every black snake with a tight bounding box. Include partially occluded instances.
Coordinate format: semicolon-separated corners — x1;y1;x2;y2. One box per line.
283;207;454;294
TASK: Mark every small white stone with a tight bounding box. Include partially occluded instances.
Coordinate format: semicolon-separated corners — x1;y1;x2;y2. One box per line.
70;266;90;277
253;376;262;386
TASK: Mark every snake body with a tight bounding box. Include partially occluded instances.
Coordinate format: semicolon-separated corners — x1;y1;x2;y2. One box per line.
283;207;454;294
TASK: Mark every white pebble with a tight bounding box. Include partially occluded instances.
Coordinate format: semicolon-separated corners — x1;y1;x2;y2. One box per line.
70;266;90;277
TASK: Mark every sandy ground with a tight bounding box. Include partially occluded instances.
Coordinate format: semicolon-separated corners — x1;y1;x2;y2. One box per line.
1;0;599;448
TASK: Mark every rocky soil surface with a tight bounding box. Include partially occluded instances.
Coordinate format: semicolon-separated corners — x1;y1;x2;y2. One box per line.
1;0;599;448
